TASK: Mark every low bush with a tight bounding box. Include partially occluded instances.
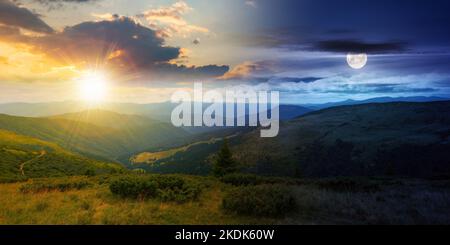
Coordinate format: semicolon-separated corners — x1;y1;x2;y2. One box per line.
222;184;297;217
93;174;115;185
109;175;203;203
109;176;158;199
220;173;300;186
312;177;382;193
0;176;27;184
20;177;93;193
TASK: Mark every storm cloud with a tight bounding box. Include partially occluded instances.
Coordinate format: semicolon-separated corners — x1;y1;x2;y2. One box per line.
30;0;99;10
32;16;228;80
313;40;407;54
33;0;97;3
0;0;54;33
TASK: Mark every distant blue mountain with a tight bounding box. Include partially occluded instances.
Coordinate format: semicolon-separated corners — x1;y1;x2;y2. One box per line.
0;101;311;124
302;96;450;110
3;96;444;123
278;104;312;120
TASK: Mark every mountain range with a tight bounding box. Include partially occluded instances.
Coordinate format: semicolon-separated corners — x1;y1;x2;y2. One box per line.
302;96;450;110
1;98;450;179
0;110;190;161
232;101;450;178
1;96;446;119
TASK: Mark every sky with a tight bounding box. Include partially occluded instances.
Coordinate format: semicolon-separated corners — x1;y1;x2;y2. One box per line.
0;0;450;104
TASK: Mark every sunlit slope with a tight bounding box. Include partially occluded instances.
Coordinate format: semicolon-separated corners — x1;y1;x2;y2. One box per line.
234;101;450;177
0;130;122;181
51;109;161;129
51;110;192;156
0;111;190;160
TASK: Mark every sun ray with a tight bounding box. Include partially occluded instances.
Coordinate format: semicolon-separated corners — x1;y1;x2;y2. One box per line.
78;71;109;104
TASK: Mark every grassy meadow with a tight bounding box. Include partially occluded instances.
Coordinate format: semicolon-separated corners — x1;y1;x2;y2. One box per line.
1;174;450;225
0;175;274;225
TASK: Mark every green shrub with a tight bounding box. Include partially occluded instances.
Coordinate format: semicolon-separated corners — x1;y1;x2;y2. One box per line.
84;168;96;177
109;175;203;203
93;174;115;185
220;173;300;186
0;176;27;184
222;184;297;217
20;177;93;193
220;173;262;186
312;177;381;192
158;182;203;203
154;175;185;190
110;176;158;199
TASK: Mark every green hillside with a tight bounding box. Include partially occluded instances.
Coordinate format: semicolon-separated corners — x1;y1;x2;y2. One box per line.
0;130;122;182
129;134;243;175
233;101;450;177
51;109;162;129
0;111;190;161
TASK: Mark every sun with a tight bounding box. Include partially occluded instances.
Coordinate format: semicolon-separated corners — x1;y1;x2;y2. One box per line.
78;71;109;103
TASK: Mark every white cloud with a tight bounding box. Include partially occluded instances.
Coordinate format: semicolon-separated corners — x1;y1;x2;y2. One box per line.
140;1;209;38
245;0;257;8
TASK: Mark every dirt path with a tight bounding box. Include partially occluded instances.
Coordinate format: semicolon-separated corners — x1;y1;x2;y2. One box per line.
20;150;46;176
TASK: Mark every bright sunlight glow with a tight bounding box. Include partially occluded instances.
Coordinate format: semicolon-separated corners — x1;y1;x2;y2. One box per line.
78;71;108;103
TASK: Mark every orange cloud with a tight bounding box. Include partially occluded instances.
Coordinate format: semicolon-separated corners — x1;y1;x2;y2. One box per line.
0;0;54;34
220;61;270;80
0;41;79;83
141;1;209;38
0;2;228;84
107;49;124;60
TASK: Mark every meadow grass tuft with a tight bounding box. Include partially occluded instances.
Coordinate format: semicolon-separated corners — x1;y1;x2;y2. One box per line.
1;175;450;224
19;176;93;193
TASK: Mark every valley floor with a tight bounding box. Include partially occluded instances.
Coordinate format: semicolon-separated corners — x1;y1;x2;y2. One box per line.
0;176;450;225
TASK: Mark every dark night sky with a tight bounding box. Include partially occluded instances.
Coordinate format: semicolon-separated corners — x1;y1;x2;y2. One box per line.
254;0;450;49
227;0;450;103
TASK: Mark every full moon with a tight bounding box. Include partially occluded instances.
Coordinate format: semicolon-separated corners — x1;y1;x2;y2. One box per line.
347;53;368;69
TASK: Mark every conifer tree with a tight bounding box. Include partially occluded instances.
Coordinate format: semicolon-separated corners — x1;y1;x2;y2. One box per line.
213;138;238;177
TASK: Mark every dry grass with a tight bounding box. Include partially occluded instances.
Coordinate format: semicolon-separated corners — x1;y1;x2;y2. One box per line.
281;180;450;225
131;134;238;165
1;177;450;225
0;179;274;225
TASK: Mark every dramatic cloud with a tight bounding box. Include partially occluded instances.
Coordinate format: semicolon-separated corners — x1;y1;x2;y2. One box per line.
268;77;322;84
220;61;274;80
153;63;229;81
259;73;448;100
248;0;450;52
30;0;99;10
33;0;97;2
29;16;227;81
139;1;209;38
0;0;228;83
0;0;54;33
313;40;407;54
91;13;120;21
0;25;21;37
0;39;78;83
